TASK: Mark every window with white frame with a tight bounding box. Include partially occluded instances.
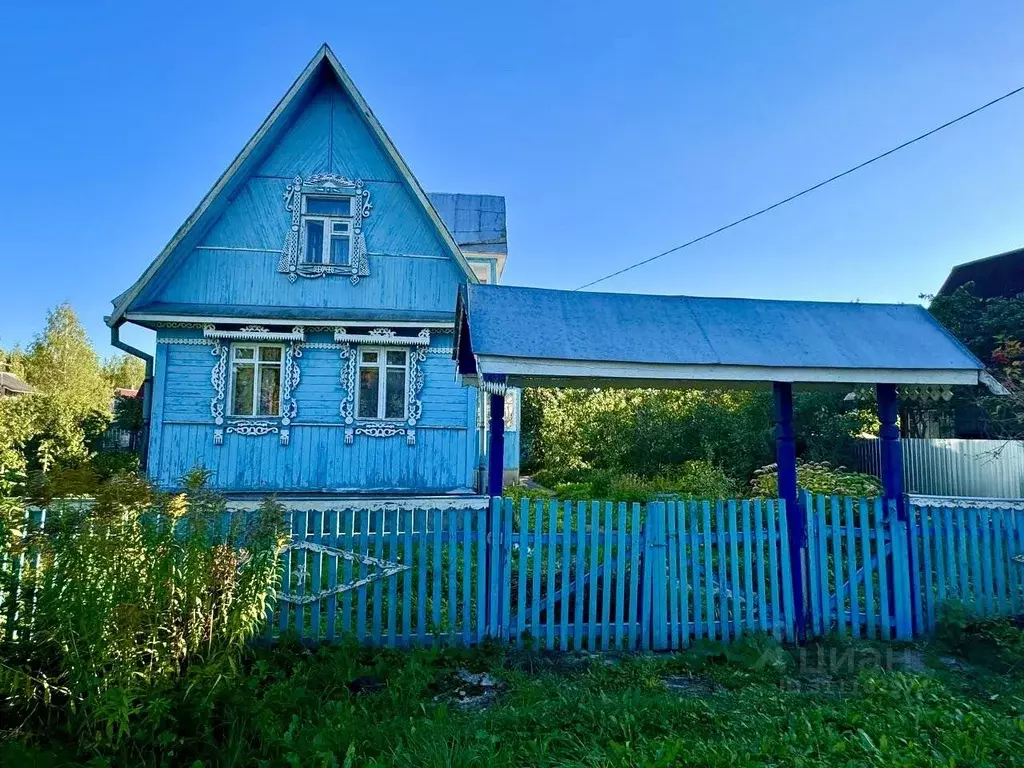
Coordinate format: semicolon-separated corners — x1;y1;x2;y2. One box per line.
301;195;352;266
357;348;408;420
230;344;283;417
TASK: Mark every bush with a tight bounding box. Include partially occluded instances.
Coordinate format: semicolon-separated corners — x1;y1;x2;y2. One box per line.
749;460;881;498
522;461;738;502
0;472;287;756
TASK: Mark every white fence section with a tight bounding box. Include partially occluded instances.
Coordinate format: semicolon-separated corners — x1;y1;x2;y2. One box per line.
854;438;1024;499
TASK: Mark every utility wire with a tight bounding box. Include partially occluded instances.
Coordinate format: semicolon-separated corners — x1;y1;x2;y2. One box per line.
575;84;1024;291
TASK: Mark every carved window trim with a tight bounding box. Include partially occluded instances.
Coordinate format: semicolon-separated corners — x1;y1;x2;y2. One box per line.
338;328;429;446
277;174;372;283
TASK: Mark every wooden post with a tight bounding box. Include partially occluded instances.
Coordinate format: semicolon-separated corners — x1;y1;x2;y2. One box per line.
486;392;506;633
773;382;806;641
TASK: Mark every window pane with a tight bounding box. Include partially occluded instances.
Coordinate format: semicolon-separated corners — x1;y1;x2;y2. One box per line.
386;349;406;366
384;368;406;419
361;350;378;364
234;347;255;360
330;234;350;265
232;364;255;415
258;365;280;416
259;346;282;362
306;197;351;216
332;221;350;233
305;219;324;263
358;368;379;418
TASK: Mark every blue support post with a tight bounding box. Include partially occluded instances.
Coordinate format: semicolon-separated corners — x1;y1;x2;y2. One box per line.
486;390;506;633
876;383;915;634
773;382;806;641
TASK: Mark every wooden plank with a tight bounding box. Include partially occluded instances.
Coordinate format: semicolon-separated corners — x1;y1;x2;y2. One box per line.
777;499;796;643
531;499;543;645
432;508;442;644
563;501;575;650
728;500;741;641
843;498;858;638
907;503;924;634
815;495;829;636
677;502;690;647
372;510;385;646
517;498;529;647
476;506;487;643
386;511;398;647
309;510;322;643
357;510;369;643
667;501;680;650
1003;509;1019;614
860;499;876;640
715;501;729;643
920;506;935;631
981;509;994;616
615;502;627;649
325;510;338;643
490;500;503;640
461;508;472;646
956;507;970;605
691;501;704;641
934;506;948;609
889;508;912;641
765;499;779;640
874;499;891;639
550;501;561;651
342;510;353;636
702;501;715;642
417;510;428;646
969;508;983;615
501;499;513;643
601;502;613;650
405;509;415;647
830;496;845;636
588;501;600;650
806;498;821;637
993;509;1007;616
754;499;768;635
742;500;754;635
576;501;587;650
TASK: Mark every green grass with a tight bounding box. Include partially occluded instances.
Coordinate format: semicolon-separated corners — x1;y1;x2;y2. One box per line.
5;630;1024;767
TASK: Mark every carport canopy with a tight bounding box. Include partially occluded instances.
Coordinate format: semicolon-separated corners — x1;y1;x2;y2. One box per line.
453;284;999;391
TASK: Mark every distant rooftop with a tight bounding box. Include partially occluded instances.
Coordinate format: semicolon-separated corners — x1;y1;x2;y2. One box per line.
0;371;34;397
938;246;1024;299
428;193;506;255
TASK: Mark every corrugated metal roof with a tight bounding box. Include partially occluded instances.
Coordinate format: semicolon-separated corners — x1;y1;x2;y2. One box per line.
459;285;983;372
428;193;506;254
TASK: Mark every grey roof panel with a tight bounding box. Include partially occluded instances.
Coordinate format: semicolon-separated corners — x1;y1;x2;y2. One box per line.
428;193;507;254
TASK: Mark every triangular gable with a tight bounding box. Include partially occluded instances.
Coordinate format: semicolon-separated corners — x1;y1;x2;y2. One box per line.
108;44;477;327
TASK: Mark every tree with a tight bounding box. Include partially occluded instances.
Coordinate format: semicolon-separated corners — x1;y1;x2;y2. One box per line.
22;303;111;416
103;354;146;391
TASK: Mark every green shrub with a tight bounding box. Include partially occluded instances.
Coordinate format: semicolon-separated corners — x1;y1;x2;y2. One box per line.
749;460;881;498
521;461;738;502
0;472;287;756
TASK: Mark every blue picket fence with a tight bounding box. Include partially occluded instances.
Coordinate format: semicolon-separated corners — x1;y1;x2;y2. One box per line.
6;495;1024;649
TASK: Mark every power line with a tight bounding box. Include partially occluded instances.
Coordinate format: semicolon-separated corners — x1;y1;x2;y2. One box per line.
575;83;1024;291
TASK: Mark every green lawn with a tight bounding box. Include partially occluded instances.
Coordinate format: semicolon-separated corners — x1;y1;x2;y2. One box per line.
5;628;1024;767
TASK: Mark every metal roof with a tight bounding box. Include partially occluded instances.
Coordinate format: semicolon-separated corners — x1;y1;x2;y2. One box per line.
428;193;507;254
455;285;989;389
937;246;1024;299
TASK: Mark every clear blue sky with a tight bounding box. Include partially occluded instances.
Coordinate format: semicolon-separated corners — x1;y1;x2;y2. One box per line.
1;1;1022;357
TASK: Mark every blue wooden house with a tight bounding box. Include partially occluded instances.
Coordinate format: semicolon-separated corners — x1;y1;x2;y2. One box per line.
106;45;519;497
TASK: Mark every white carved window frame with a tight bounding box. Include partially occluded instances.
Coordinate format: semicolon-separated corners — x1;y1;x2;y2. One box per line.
337;328;429;446
356;347;409;422
278;174;372;284
228;343;285;419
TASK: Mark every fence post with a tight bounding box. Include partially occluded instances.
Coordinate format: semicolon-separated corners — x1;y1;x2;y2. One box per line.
774;382;806;641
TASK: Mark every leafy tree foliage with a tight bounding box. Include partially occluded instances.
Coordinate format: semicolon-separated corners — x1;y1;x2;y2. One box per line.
102;353;146;391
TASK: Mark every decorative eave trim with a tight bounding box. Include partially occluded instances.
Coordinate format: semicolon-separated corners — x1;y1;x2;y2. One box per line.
334;328;430;346
130;312;455;329
203;324;305;342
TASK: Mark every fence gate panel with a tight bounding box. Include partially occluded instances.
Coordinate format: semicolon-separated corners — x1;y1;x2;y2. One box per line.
271;507;486;647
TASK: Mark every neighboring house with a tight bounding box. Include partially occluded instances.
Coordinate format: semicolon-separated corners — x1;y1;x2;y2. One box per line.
0;371;34;397
106;45;519;496
937;246;1024;300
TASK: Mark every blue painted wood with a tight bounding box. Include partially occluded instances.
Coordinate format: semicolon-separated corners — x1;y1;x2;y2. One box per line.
873;499;891;638
859;499;876;639
576;501;587;650
553;501;564;651
676;502;689;648
918;506;933;630
517;498;529;647
773;382;804;639
489;500;502;640
532;499;544;646
993;509;1007;615
907;502;923;633
357;512;369;642
417;510;428;645
956;507;970;604
766;498;781;641
702;501;715;642
404;510;415;646
933;506;948;612
372;510;385;645
815;495;829;635
588;501;600;650
310;510;323;642
844;497;858;638
830;496;844;636
325;510;338;642
727;500;741;641
342;511;353;636
476;506;487;642
741;500;754;636
432;509;442;642
387;511;399;647
499;499;512;643
715;501;728;644
563;501;575;650
777;499;796;643
667;501;679;650
628;502;640;650
461;508;472;646
806;496;821;636
968;508;983;614
754;499;768;635
981;509;994;615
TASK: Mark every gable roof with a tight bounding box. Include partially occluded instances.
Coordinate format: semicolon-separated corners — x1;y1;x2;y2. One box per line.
455;285;991;389
937;245;1024;299
107;44;478;327
427;193;507;255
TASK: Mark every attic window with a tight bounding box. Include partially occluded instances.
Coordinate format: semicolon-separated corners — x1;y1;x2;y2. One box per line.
302;196;352;266
278;174;372;284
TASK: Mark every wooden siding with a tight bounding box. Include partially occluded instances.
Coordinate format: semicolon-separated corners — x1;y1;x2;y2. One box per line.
149;331;479;493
